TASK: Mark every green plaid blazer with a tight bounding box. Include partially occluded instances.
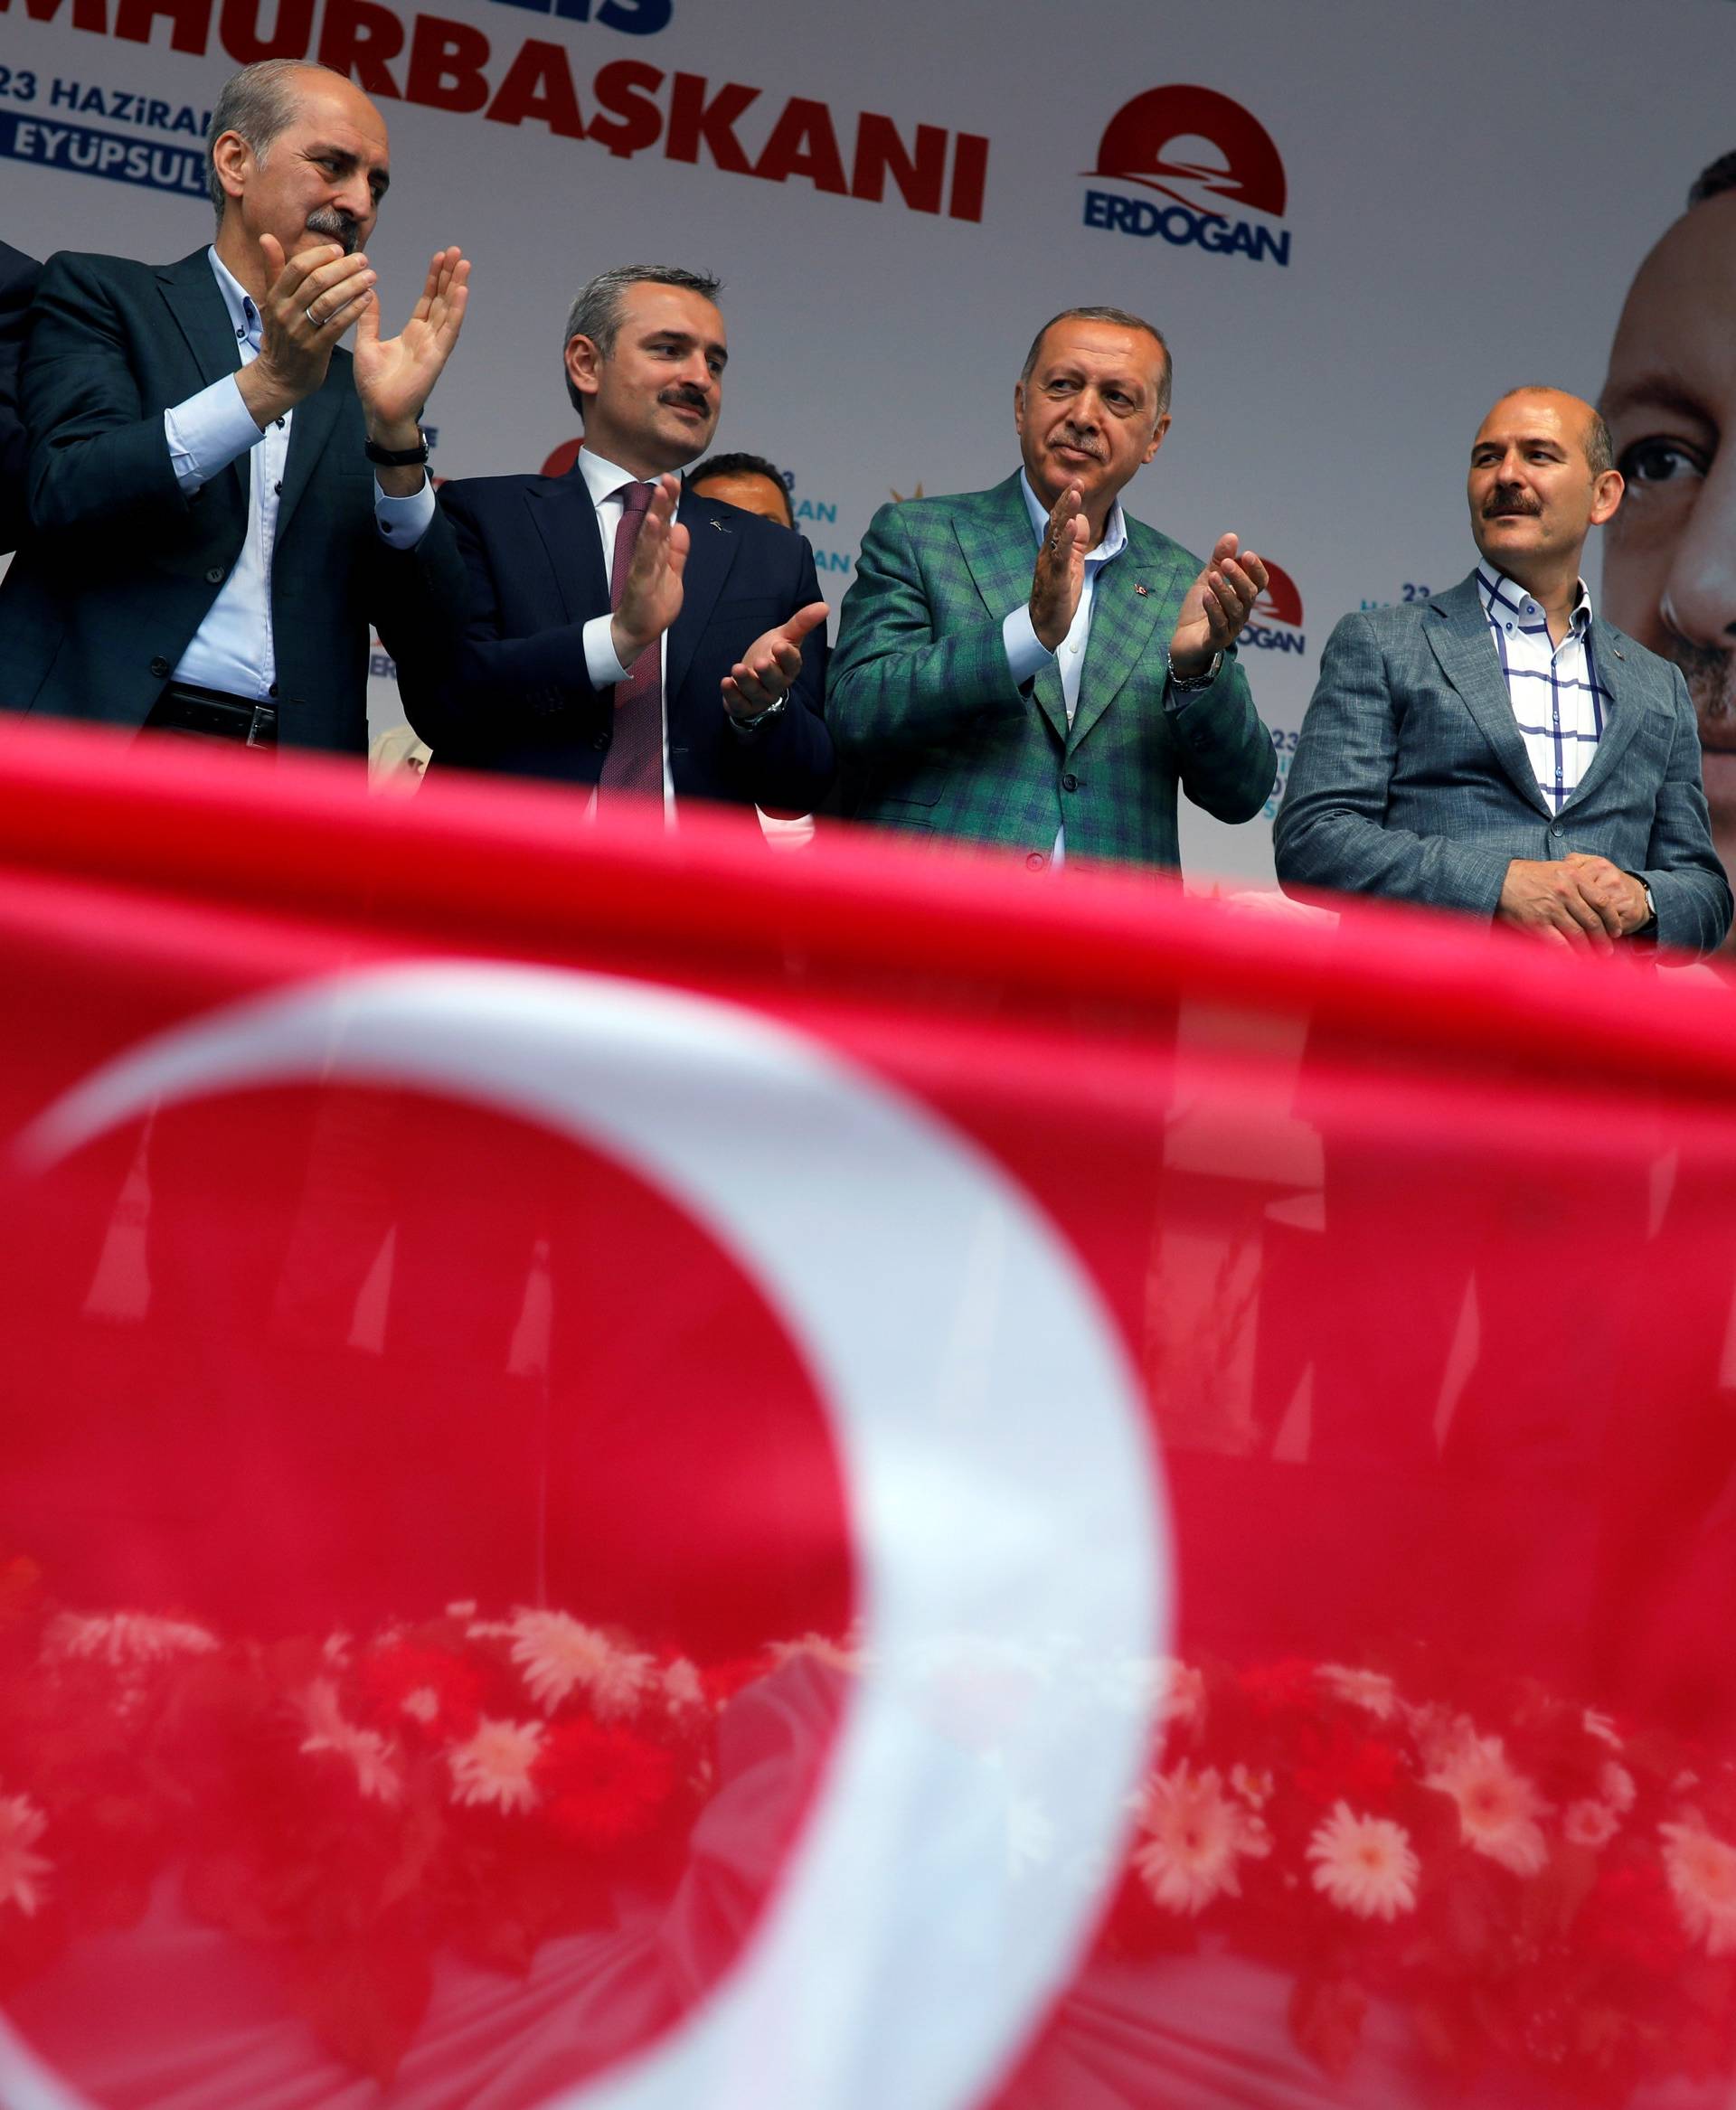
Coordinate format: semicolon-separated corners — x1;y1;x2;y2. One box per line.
826;473;1276;868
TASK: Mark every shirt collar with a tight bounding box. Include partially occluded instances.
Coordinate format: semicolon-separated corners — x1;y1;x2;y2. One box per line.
1475;564;1594;638
1018;469;1127;568
205;246;260;353
578;447;660;508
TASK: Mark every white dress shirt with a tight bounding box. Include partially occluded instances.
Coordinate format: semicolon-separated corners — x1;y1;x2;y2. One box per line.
163;248;435;701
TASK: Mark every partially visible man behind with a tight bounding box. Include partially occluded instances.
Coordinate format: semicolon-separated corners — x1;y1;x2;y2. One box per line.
400;267;832;815
0;60;468;752
826;305;1275;871
1601;155;1736;936
0;238;39;556
689;449;794;528
1276;387;1731;954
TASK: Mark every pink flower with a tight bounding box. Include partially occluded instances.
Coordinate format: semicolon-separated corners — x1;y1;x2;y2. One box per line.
1316;1664;1398;1721
1424;1733;1550;1877
1133;1762;1270;1916
297;1680;402;1805
1599;1761;1637;1815
448;1717;545;1814
1661;1815;1736;1955
1307;1802;1420;1920
508;1609;654;1719
43;1610;218;1666
0;1792;50;1917
1564;1800;1619;1850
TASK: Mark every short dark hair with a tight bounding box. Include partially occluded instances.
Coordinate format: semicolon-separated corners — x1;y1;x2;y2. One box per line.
206;60;340;221
561;266;722;418
1689;151;1736;208
688;450;793;524
1019;306;1172;419
1496;382;1614;478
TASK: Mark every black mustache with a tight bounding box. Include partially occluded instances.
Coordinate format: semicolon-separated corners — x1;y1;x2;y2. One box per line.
1484;485;1542;517
660;387;711;412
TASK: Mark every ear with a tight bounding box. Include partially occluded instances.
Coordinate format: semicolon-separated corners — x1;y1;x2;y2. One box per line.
1012;377;1027;440
564;333;602;411
1589;466;1625;528
1141;411;1172;467
210;128;251;211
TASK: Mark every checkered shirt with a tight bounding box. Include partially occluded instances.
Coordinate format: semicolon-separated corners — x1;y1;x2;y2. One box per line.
1476;567;1610;813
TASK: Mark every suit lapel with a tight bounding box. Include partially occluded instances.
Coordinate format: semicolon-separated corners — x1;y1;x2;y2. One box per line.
277;359;344;539
1070;524;1178;752
666;486;737;703
1561;618;1644;813
156;252;248;518
525;467;609;624
952;475;1068;742
1424;576;1552;817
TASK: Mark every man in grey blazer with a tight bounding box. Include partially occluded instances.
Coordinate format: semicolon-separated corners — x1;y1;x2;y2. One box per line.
1275;386;1731;954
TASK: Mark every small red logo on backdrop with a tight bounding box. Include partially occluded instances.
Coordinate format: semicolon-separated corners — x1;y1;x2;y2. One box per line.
1256;560;1304;629
542;437;584;478
1082;86;1292;268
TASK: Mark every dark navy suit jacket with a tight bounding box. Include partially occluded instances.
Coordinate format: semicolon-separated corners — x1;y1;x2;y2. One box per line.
400;466;833;812
0;247;451;753
0;239;39;556
1275;574;1731;954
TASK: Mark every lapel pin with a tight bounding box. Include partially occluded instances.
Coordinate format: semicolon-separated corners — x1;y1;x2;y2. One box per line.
709;518;731;533
1134;581;1149;597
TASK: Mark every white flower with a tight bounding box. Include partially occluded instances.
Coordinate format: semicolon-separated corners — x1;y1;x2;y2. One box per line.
297;1681;402;1804
1662;1815;1736;1955
0;1793;50;1917
1316;1663;1398;1721
43;1611;218;1667
1563;1799;1619;1850
1133;1762;1269;1916
662;1658;704;1711
1154;1660;1206;1730
1425;1733;1550;1877
508;1608;654;1719
1599;1761;1637;1814
1306;1802;1420;1920
448;1717;544;1814
401;1686;440;1725
1583;1708;1623;1748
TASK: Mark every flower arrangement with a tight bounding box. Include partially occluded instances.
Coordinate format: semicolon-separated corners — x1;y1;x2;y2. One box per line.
2;1541;1734;2100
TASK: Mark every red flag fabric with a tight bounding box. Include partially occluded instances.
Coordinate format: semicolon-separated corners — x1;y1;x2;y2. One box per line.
2;721;1736;2108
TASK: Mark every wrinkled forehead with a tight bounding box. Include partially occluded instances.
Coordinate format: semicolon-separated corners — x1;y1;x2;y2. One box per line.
282;74;391;168
1604;195;1736;423
1472;391;1589;458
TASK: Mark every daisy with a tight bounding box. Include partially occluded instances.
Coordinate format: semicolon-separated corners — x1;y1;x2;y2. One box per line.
1306;1802;1420;1920
508;1609;654;1719
297;1681;402;1805
44;1610;218;1667
1424;1733;1550;1877
0;1793;50;1917
1563;1799;1618;1850
1316;1664;1399;1721
1661;1815;1736;1955
448;1717;545;1814
1133;1761;1269;1916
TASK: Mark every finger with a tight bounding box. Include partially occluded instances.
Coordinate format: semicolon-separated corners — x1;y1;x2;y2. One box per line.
1554;889;1612;949
278;243;350;300
782;601;829;645
1218;560;1260;611
1570;875;1625;939
1238;551;1269;597
1210;532;1241;566
319;283;373;334
259;233;287;287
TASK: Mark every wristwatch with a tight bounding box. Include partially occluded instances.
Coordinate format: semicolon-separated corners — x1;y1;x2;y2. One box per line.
363;430;430;467
1166;650;1222;692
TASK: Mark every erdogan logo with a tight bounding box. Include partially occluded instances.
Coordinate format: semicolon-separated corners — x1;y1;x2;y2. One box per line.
1089;86;1286;219
1245;560;1307;655
1081;87;1293;268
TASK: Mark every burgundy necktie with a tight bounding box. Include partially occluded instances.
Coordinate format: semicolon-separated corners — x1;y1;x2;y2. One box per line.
599;480;662;796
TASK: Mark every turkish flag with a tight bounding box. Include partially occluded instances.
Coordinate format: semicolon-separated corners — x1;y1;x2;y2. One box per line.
0;721;1734;2108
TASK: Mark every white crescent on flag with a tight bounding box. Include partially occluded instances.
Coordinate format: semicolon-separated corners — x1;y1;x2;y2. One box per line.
6;962;1172;2110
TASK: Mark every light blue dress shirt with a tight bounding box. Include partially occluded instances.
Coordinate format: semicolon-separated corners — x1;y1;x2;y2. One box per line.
163;248;434;701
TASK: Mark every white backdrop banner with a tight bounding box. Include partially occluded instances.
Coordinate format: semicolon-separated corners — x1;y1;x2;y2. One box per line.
5;0;1736;881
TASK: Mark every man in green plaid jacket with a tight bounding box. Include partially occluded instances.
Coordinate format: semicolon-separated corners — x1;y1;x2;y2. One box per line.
827;306;1277;870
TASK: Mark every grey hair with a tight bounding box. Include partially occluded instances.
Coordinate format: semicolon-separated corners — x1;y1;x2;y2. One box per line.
206;61;344;221
1496;382;1615;478
1019;306;1173;419
561;266;722;417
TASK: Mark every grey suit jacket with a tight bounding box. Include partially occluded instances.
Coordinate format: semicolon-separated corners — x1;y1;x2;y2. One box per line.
1273;574;1731;954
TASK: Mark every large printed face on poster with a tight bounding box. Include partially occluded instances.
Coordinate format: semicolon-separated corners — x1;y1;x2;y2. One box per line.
1602;171;1736;936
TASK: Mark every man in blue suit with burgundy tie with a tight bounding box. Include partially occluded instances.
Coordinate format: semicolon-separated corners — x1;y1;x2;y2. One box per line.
1277;385;1731;954
401;265;834;817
